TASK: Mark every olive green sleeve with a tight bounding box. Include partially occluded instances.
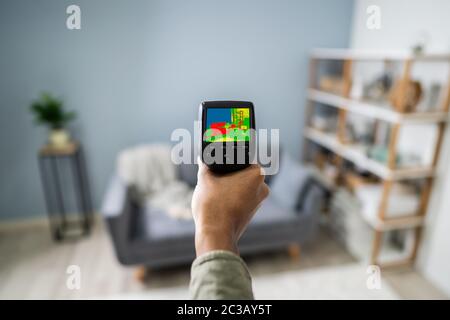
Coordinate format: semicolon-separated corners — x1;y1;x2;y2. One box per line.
189;250;254;300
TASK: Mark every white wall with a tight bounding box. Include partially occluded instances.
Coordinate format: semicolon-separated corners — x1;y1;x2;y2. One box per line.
351;0;450;296
351;0;450;52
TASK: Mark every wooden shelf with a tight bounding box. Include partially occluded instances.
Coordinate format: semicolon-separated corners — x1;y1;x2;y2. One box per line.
310;48;450;61
308;89;449;124
304;127;435;180
363;214;425;232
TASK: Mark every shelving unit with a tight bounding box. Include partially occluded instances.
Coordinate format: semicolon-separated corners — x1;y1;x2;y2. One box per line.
303;49;450;268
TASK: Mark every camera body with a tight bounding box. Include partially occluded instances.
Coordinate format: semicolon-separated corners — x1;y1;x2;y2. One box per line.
199;101;255;174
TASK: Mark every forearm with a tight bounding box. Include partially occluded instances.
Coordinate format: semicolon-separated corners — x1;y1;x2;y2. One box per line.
189;250;254;300
189;163;267;300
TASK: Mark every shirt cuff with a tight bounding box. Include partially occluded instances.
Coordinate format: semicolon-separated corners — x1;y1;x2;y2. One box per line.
192;250;251;278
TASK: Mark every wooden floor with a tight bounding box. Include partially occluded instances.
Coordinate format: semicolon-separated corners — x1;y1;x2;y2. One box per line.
0;218;447;299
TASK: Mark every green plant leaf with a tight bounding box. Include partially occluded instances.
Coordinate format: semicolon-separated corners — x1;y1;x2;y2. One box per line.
29;92;76;129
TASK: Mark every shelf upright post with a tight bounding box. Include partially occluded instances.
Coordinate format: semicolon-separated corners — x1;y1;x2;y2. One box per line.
334;59;353;185
410;72;450;261
371;59;412;266
336;59;353;144
370;230;383;265
370;178;393;265
443;71;450;113
302;57;318;162
396;59;413;113
377;58;411;223
387;124;400;170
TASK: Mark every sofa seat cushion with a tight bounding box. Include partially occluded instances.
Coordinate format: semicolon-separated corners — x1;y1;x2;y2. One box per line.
135;205;195;241
134;195;298;242
270;152;312;211
251;196;299;225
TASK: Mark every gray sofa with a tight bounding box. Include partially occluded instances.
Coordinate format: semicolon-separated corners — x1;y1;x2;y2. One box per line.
102;163;324;269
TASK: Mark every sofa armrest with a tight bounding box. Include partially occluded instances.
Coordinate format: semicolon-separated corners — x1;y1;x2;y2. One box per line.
299;181;325;217
101;176;135;265
101;176;129;218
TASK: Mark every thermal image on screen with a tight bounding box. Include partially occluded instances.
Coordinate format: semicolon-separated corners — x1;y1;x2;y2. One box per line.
204;108;251;142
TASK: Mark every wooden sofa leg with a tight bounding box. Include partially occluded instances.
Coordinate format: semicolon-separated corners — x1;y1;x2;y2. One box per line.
287;243;301;262
134;266;149;282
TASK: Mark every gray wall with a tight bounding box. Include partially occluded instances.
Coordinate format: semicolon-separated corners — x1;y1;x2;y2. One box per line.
0;0;353;220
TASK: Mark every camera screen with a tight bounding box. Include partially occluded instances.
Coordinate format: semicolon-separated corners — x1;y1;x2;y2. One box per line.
204;108;251;142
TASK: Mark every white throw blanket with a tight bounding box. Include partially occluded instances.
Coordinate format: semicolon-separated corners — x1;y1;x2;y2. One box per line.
117;144;193;220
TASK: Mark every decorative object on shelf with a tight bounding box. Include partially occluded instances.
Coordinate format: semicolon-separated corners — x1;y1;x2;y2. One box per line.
416;82;445;113
313;151;327;170
367;144;420;167
346;114;375;144
373;121;390;145
30;92;76;148
323;163;339;184
420;83;442;112
311;113;336;132
362;61;395;103
411;31;430;56
412;44;425;56
311;114;328;131
388;79;423;112
363;72;393;103
367;145;398;165
38;142;93;241
319;75;345;95
397;152;422;167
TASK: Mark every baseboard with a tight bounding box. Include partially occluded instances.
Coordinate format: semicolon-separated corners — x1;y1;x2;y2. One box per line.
0;213;100;233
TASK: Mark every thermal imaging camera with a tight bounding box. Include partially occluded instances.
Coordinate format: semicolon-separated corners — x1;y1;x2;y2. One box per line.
200;101;256;174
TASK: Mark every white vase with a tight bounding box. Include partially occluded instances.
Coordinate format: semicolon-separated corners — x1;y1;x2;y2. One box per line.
49;129;70;148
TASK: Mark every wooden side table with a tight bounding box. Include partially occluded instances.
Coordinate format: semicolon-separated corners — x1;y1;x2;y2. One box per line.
38;142;93;240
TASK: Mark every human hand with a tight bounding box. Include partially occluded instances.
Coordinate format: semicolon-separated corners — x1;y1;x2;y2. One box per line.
191;160;270;256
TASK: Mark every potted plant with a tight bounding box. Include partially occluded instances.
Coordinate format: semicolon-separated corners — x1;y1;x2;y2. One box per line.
30;92;76;148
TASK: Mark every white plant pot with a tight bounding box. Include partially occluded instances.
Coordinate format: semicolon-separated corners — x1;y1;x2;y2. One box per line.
49;129;70;148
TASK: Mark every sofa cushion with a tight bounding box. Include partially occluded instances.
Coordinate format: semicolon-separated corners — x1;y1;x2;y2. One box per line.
135;205;195;241
269;152;311;211
251;196;299;225
135;195;297;241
